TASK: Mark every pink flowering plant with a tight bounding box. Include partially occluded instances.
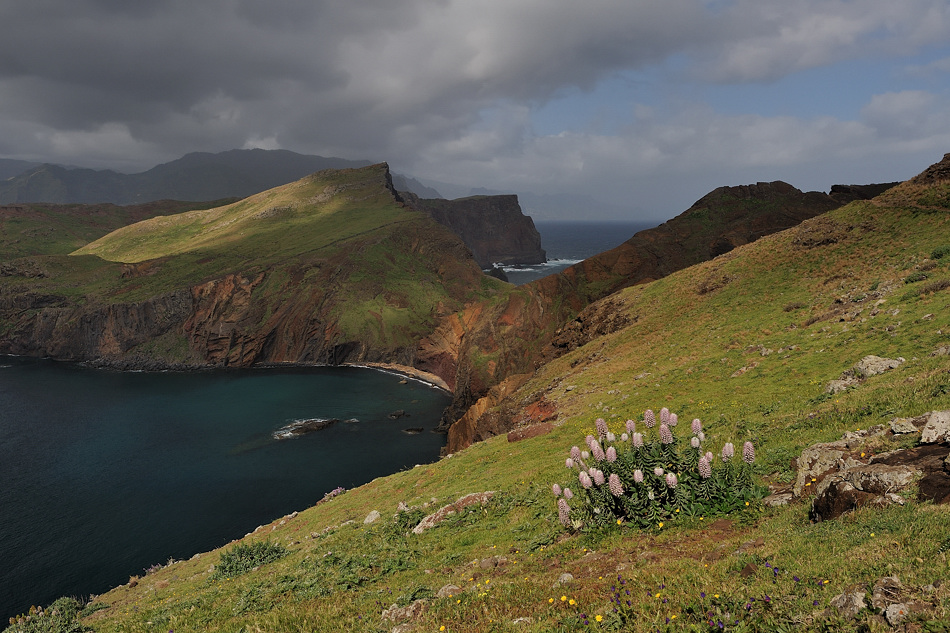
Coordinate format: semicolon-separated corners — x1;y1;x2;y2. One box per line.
552;412;763;531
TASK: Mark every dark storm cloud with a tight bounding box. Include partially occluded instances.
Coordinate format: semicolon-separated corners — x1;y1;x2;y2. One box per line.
1;0;948;214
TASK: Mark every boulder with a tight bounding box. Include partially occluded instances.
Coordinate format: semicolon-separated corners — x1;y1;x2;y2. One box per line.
363;510;381;525
810;464;919;521
853;355;904;378
411;491;496;534
921;410;950;444
793;440;857;497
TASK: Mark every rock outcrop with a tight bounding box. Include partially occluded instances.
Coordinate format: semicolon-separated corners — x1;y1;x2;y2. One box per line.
788;412;950;522
407;194;546;268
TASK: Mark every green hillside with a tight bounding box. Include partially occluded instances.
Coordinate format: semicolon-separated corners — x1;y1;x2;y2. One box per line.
8;163;946;633
0;163;504;367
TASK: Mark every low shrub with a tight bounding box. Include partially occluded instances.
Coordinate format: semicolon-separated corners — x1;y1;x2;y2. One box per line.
213;540;288;579
4;597;90;633
931;245;950;260
552;409;764;531
904;271;929;284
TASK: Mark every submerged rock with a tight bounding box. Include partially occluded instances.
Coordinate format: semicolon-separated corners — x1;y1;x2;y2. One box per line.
272;418;339;439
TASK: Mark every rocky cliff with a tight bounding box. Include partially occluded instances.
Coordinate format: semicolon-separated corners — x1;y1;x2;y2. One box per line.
0;164;504;373
406;194;546;268
436;180;899;453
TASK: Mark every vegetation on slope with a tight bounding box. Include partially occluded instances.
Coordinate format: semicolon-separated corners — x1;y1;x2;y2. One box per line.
10;162;949;632
0;164;506;367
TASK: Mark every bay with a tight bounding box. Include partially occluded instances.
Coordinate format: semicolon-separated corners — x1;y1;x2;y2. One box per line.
0;357;449;620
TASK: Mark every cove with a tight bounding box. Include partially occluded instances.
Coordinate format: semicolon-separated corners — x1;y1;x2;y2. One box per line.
0;356;449;620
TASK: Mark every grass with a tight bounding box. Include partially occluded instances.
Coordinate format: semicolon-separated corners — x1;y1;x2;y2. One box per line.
6;172;950;632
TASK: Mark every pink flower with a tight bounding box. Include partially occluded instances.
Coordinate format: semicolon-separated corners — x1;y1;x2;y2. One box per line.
669;413;678;427
566;458;575;469
633;469;644;483
591;442;606;462
690;436;701;449
606;432;616;443
632;433;644;448
570;446;582;461
665;472;678;488
722;443;735;461
698;456;712;479
579;471;593;489
552;484;562;496
595;418;609;439
606;446;617;462
644;409;656;428
563;488;574;500
581;450;590;460
660;407;670;425
626;419;637;435
585;435;597;449
557;498;571;527
608;473;624;497
691;418;702;435
705;451;714;463
743;441;755;464
660;424;673;444
620;433;629;442
592;469;606;486
654;467;664;477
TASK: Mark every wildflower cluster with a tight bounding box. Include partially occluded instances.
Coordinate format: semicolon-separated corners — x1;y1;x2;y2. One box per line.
553;409;761;531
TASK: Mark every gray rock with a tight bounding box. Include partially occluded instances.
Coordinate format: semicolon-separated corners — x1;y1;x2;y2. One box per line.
830;587;867;619
437;584;461;598
884;603;910;627
871;576;903;609
794;440;854;497
513;617;533;625
921;410;950;443
889;417;919;434
843;463;920;495
364;510;381;525
826;377;859;394
763;493;793;507
932;346;950;356
411;491;496;534
381;599;427;623
853;355;904;378
553;573;574;588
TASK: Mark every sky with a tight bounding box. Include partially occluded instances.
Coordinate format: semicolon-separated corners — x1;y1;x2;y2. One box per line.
1;0;950;222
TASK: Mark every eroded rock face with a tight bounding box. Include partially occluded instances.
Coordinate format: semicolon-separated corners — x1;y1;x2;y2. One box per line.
408;194;546;268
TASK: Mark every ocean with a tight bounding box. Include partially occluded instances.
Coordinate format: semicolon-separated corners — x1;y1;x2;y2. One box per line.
501;220;653;285
0;359;449;620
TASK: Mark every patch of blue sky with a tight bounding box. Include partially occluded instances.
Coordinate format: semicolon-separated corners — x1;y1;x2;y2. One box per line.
527;46;950;137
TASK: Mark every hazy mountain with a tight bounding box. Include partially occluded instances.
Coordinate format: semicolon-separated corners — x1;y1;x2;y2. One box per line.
0;149;424;205
0;159;42;181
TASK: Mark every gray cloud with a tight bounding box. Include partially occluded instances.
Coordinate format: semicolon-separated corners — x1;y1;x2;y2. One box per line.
1;0;948;215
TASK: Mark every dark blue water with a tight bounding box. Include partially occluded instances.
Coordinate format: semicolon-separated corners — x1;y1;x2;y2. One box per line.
503;221;654;285
0;357;449;620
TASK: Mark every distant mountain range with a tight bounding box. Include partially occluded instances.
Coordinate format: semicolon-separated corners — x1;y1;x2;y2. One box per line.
0;149;442;205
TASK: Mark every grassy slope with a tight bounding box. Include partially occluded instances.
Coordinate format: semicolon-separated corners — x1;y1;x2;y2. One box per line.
1;165;503;361
0;200;237;258
12;179;950;631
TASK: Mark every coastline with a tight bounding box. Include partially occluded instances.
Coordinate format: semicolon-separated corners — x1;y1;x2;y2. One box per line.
353;362;452;393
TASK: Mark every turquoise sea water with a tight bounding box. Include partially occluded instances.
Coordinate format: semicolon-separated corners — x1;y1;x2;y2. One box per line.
0;358;449;620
